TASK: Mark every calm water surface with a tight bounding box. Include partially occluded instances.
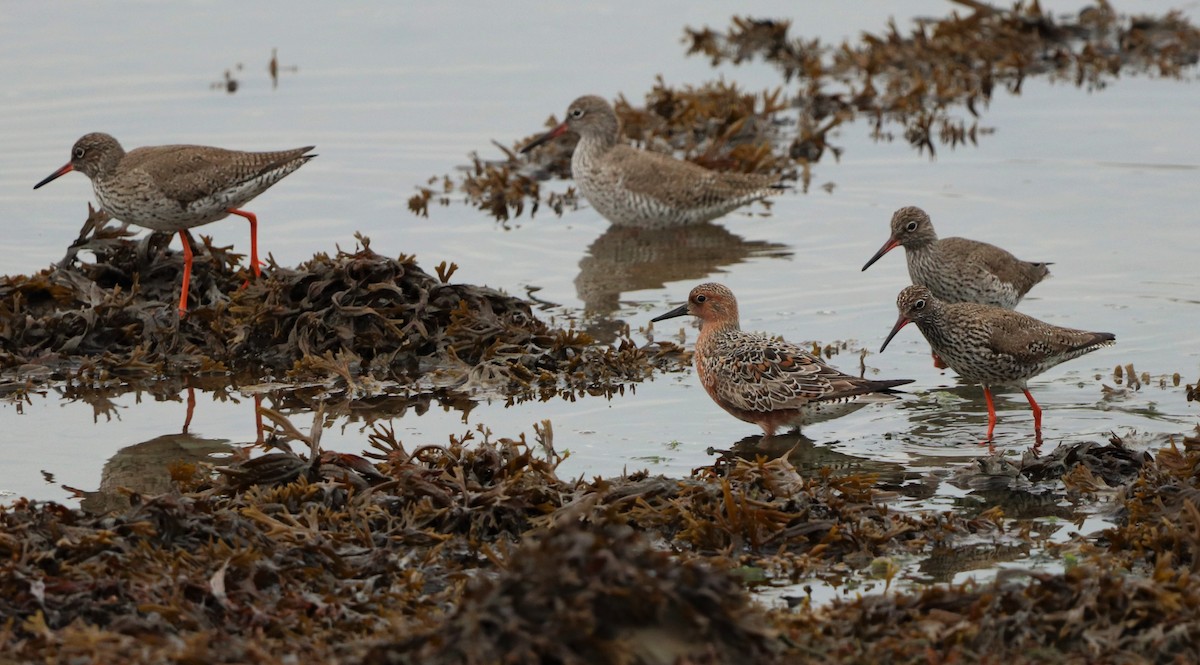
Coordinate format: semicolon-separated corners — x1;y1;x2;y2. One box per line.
2;2;1198;588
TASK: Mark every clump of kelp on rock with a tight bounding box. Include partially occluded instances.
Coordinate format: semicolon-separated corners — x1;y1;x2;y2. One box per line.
414;1;1200;222
2;417;1199;663
0;206;688;400
774;427;1200;663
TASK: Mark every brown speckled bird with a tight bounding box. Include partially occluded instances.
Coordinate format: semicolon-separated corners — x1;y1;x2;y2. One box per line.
880;285;1115;445
520;95;781;228
863;206;1051;309
652;283;912;437
34;132;315;315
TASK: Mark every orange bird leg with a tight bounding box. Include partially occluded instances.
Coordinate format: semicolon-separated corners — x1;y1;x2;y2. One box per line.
177;230;194;316
227;208;262;278
982;387;998;444
182;385;197;434
1021;388;1043;430
1022;388;1044;445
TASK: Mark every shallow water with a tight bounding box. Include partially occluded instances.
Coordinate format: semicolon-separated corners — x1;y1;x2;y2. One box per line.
2;2;1198;592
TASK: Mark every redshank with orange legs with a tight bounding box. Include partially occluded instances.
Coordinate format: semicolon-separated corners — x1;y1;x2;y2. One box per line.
651;283;912;438
34;132;315;316
520;95;783;228
880;285;1115;449
863;206;1051;369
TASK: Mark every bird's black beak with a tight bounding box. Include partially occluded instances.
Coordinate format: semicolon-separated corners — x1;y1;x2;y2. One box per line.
34;162;74;190
879;315;911;353
651;303;690;323
861;236;899;272
519;122;570;154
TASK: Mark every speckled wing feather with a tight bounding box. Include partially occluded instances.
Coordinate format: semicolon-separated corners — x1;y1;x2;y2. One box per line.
969;241;1049;296
124;145;315;205
985;309;1113;365
604;145;778;210
702;329;894;414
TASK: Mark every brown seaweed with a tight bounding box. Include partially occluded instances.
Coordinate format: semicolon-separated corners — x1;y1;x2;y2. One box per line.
0;207;689;401
2;422;1199;662
421;2;1200;222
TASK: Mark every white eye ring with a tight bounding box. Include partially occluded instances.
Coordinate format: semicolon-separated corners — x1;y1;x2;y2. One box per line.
913;299;926;310
570;108;584;118
74;147;85;158
695;294;707;303
906;222;917;231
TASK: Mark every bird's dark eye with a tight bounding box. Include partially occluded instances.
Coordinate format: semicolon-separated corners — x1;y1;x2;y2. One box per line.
73;147;85;159
695;294;707;303
913;299;926;310
905;221;917;232
570;108;584;118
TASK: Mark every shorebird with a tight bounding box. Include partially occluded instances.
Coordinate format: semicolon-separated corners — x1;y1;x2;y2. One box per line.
520;95;782;228
880;285;1114;447
862;206;1051;309
34;132;315;316
652;283;912;437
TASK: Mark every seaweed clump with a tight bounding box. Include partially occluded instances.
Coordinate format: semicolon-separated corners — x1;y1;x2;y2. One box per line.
421;2;1200;222
365;524;781;665
774;429;1200;663
1093;427;1200;571
686;2;1200;159
778;563;1200;662
0;208;686;399
2;422;1200;662
0;425;820;663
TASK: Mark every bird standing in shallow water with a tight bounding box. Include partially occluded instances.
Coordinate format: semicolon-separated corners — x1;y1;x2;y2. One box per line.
880;285;1115;449
863;206;1052;369
862;206;1051;309
520;95;782;228
652;283;913;438
34;132;315;316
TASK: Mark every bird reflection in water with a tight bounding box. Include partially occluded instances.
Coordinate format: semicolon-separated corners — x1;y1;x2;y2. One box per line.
67;385;262;514
77;432;234;515
574;222;790;341
710;430;907;482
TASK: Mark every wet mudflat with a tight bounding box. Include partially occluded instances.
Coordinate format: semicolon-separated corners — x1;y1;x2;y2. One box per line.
2;1;1200;662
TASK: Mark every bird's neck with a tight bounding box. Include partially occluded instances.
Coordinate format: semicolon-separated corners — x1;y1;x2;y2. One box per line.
697;317;740;345
574;131;617;164
91;150;127;182
905;233;937;252
906;243;940;272
913;307;951;346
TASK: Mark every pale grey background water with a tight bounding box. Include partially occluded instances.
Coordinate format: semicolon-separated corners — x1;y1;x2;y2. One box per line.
2;0;1198;554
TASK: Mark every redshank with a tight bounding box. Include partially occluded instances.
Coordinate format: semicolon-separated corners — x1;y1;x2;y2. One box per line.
652;283;913;437
520;95;782;228
880;285;1115;446
862;206;1051;309
34;132;315;315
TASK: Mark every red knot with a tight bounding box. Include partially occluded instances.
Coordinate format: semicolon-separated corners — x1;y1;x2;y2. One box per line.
652;282;912;438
